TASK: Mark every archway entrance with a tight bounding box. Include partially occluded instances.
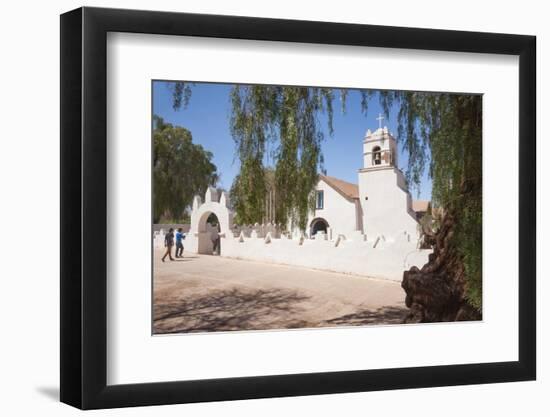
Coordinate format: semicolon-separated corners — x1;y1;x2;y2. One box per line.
197;212;221;255
310;218;329;238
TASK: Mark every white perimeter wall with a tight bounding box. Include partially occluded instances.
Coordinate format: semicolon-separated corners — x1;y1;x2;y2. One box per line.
221;233;431;281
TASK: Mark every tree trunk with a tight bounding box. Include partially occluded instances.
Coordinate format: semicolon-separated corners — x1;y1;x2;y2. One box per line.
401;212;481;323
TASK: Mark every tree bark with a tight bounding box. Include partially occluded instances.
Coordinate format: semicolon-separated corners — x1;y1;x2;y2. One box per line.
401;212;481;323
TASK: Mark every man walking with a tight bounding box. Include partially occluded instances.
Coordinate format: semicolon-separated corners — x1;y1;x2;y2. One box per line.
162;228;175;262
175;227;185;258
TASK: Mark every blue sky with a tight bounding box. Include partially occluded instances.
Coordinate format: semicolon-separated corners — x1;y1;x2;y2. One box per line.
152;81;432;200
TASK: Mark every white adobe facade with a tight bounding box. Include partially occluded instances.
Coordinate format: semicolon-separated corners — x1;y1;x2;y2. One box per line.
306;175;362;240
165;123;433;281
306;125;421;244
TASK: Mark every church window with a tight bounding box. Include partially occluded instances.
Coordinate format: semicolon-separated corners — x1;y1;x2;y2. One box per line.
316;190;324;209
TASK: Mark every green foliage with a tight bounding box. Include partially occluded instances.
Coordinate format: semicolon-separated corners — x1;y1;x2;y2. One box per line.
229;157;267;225
153;116;219;222
459;199;482;309
170;82;193;111
379;92;483;310
157;214;191;224
206;212;219;226
229;85;349;229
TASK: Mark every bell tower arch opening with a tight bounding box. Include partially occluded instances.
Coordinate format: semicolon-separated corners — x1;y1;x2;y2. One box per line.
363;125;397;169
372;146;382;165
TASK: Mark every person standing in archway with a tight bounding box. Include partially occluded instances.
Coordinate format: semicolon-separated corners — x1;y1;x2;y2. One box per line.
162;228;175;262
211;224;220;255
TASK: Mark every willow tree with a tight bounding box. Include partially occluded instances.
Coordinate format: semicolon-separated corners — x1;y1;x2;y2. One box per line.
379;92;482;322
171;83;482;321
228;85;349;230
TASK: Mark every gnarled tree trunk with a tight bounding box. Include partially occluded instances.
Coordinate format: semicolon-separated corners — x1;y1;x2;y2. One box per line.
402;212;481;323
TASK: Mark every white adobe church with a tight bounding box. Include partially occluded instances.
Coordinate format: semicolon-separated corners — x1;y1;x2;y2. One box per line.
156;118;433;281
305;119;424;244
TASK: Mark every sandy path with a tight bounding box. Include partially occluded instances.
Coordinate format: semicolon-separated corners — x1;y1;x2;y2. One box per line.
153;249;407;334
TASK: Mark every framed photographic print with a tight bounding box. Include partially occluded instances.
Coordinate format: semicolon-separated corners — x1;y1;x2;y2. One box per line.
60;6;536;409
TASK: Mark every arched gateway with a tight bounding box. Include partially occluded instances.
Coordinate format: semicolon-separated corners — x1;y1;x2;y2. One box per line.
186;187;234;255
310;217;329;237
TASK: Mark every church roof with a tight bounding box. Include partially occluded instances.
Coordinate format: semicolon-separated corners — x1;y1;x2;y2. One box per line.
412;200;431;213
320;175;359;200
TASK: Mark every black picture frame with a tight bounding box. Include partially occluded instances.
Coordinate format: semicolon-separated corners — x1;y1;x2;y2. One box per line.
60;6;536;410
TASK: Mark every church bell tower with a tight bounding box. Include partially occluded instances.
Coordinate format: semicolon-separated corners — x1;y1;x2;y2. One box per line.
362;114;398;169
357;114;419;242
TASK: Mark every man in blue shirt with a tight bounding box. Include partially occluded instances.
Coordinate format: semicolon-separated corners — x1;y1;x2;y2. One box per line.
175;227;185;258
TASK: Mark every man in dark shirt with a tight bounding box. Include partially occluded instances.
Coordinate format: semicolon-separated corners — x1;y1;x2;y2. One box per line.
162;228;175;262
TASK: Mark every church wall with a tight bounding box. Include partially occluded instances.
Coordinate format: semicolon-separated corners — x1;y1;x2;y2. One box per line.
358;167;420;243
354;199;363;233
307;178;358;237
220;232;431;281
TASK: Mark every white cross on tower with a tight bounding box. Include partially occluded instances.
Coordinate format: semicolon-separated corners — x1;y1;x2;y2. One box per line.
376;113;385;129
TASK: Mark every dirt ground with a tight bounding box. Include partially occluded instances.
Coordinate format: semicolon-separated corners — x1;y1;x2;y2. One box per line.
153;249;408;334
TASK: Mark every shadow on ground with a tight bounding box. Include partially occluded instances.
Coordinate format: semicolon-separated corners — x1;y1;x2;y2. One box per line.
322;306;408;326
154;287;312;334
154;285;409;333
35;386;59;401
